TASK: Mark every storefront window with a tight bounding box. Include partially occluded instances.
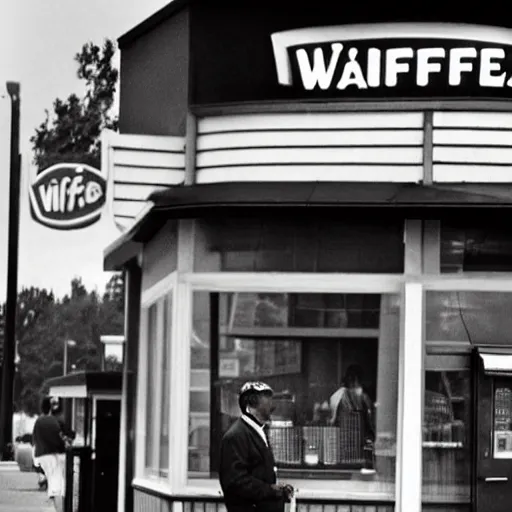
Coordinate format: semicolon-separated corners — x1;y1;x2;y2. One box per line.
143;294;172;478
441;220;512;273
189;291;400;497
195;217;404;273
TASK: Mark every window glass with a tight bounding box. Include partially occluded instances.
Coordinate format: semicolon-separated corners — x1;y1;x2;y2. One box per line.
195;217;404;273
72;398;86;446
159;296;172;476
423;291;473;506
188;291;400;498
426;291;512;346
144;295;172;478
145;303;158;473
493;383;512;459
441;220;512;273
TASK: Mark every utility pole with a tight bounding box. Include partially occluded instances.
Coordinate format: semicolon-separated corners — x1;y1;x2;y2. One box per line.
0;82;21;459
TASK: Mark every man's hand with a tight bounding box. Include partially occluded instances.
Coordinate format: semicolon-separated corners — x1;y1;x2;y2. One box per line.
281;483;294;501
271;483;294;502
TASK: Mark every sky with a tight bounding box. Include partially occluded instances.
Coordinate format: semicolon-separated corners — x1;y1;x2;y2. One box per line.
0;0;171;299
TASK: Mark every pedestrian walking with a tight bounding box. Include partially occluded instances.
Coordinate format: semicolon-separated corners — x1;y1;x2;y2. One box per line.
219;381;294;512
32;397;66;512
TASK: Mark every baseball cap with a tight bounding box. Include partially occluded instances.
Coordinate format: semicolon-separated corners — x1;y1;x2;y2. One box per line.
239;381;273;396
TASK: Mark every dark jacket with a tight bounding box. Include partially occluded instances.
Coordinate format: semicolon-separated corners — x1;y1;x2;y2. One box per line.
219;417;285;512
32;414;65;458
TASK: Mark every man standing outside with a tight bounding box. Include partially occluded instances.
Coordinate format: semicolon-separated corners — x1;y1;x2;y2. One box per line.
32;397;66;512
219;381;294;512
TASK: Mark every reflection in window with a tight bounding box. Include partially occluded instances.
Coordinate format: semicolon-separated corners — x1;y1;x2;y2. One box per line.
72;398;86;446
145;304;157;473
189;291;400;497
494;384;512;459
144;296;172;478
159;296;171;476
441;221;512;273
422;364;471;503
195;217;404;273
426;291;512;345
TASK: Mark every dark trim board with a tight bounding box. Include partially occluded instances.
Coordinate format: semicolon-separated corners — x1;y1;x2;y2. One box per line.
191;99;512;117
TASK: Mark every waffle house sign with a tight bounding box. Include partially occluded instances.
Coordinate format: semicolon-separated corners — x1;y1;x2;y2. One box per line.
271;23;512;99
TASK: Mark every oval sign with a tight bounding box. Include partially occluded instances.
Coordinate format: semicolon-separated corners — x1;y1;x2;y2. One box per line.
29;163;107;230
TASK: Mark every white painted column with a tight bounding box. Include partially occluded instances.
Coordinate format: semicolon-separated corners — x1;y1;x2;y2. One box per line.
396;282;424;512
170;219;195;493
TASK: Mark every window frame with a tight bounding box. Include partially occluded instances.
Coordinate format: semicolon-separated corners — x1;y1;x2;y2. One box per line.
135;273;176;488
179;271;405;500
415;276;512;512
131;216;512;510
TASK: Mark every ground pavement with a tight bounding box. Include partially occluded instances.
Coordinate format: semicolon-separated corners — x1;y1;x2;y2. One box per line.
0;466;53;512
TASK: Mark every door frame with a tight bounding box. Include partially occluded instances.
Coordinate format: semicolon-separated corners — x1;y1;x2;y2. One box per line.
91;393;122;457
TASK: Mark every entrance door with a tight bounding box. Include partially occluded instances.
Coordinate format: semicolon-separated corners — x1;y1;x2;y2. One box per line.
476;350;512;512
93;398;121;512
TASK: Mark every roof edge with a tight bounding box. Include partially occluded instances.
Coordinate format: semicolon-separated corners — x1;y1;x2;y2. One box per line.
104;202;154;270
118;0;189;48
103;182;512;271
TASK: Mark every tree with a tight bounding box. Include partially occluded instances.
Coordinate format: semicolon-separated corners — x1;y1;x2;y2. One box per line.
14;287;57;415
30;39;118;172
11;276;125;415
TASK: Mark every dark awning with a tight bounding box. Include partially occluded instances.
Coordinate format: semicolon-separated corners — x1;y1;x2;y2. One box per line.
148;181;512;210
45;371;123;398
105;181;512;270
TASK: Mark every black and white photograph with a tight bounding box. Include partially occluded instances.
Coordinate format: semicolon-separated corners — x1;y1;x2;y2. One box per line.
2;2;512;512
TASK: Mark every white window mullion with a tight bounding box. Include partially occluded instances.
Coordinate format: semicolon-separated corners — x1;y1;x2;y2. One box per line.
165;288;174;486
184;272;402;294
396;282;424;512
171;219;195;491
170;281;192;491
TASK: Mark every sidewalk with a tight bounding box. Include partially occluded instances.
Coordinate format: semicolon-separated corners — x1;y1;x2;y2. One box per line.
0;467;53;512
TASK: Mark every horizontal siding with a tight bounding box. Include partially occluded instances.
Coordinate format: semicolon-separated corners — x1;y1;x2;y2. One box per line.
200;112;424;132
197;147;422;167
197;113;424;184
106;132;185;228
114;166;184;186
114;183;169;201
433;129;512;147
114;148;185;170
434;111;512;128
433;112;512;182
198;130;424;150
197;165;423;183
113;200;151;219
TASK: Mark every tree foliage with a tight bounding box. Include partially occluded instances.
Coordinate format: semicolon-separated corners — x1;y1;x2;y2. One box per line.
30;39;119;172
8;274;125;415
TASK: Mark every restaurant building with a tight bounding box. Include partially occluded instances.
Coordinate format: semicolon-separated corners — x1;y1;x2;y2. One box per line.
103;2;512;512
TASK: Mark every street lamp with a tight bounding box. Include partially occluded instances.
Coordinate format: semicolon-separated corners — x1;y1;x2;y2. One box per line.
63;340;77;376
0;81;21;459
